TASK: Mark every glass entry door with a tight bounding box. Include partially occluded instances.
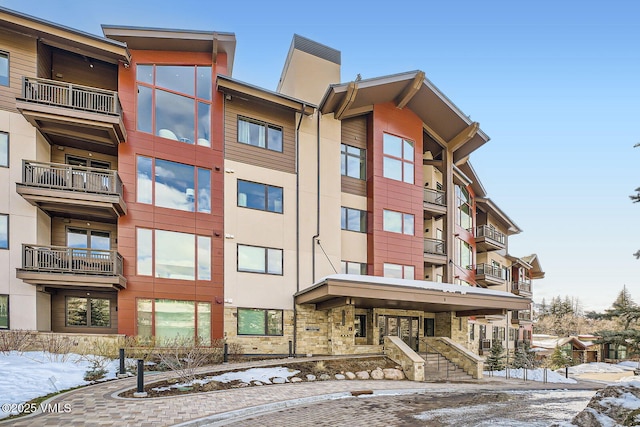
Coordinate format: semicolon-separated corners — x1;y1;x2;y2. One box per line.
379;315;419;351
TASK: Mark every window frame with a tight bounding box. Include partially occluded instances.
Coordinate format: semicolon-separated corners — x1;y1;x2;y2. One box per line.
237;307;284;336
0;294;8;329
0;51;8;87
354;314;367;338
382;209;414;235
340;143;366;180
237;244;283;275
341;261;367;275
383;263;415;280
237;179;283;214
136;298;212;345
237;116;284;153
382;133;414;184
0;214;7;250
0;131;8;168
65;296;111;328
340;207;367;233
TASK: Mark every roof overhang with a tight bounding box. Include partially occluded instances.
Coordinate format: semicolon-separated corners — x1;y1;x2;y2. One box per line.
102;25;236;73
319;71;489;162
295;274;531;314
508;254;545;279
217;75;316;115
476;198;521;235
0;6;130;65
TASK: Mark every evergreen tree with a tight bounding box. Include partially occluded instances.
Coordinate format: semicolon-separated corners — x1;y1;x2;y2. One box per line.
485;340;506;371
549;345;571;369
512;342;535;369
603;286;640;329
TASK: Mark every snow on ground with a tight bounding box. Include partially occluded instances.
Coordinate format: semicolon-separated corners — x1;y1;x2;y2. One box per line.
484;368;577;384
568;362;636;375
0;351;119;419
618;361;640;369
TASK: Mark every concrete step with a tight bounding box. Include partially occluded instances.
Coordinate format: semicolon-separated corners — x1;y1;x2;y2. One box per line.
422;352;474;381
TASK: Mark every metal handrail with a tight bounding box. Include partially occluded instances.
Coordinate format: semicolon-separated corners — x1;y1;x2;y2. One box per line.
22;160;122;195
21;244;123;276
21;76;121;115
474;225;506;244
511;281;532;294
475;263;502;278
424;238;446;255
423;188;446;206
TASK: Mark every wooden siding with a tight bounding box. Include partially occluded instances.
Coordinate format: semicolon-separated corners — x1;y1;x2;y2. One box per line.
51;217;118;250
341;116;367;149
341;175;366;196
224;97;296;173
51;48;118;91
0;27;36;113
50;146;117;168
51;289;118;334
37;42;52;79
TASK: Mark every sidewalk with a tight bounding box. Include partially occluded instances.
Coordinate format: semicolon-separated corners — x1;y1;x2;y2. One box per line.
1;357;603;427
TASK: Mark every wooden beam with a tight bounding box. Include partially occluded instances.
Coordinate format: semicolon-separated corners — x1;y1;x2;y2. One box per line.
422;159;443;167
395;71;425;109
335;82;358;120
456;309;506;317
423;123;448;148
316;297;351;311
448;122;479;153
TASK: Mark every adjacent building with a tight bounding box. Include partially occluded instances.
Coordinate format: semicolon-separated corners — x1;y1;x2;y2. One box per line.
0;7;543;362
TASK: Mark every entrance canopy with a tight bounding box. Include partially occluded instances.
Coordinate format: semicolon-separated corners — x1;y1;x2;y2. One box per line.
295;274;531;316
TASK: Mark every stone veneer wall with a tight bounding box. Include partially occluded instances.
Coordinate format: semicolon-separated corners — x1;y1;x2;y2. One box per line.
384;335;425;381
295;304;329;355
425;336;484;379
224;307;295;354
435;312;468;343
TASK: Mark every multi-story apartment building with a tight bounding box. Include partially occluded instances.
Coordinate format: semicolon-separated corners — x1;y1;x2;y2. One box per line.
0;7;543;362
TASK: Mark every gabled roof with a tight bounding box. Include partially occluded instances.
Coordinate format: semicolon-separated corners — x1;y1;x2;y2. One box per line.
319;71;489;163
0;6;130;65
508;254;545;279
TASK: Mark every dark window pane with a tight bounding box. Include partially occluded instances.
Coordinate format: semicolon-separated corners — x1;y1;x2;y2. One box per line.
0;295;8;328
155;159;195;212
267;186;283;213
197;168;211;213
137;85;152;133
238;180;266;210
156;89;195;143
267;310;283;335
0;53;8;86
90;299;110;327
238;119;265;148
267;126;283;152
197;102;211;146
136;156;152;204
0;132;7;167
156;65;194;95
238;308;265;335
196;66;212;100
67;297;88;326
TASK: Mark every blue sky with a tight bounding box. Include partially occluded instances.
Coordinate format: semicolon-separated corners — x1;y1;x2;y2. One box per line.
3;0;639;312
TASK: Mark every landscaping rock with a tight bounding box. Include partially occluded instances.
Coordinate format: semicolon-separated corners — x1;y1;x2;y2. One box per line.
345;372;356;380
272;377;286;384
253;381;263;386
319;374;331;381
306;374;316;381
561;385;640;427
232;382;249;388
335;374;346;380
383;368;405;380
290;377;303;383
371;368;385;380
356;371;370;380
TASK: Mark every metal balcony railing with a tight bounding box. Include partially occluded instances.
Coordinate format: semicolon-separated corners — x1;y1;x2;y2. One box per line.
22;160;122;195
423;188;446;206
475;263;503;279
22;244;123;276
21;76;121;115
475;225;506;245
514;311;532;321
511;281;532;294
424;238;446;255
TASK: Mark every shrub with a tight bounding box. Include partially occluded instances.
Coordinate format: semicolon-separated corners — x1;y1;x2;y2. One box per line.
37;334;74;362
485;340;506;371
154;336;216;382
0;330;36;355
83;359;108;381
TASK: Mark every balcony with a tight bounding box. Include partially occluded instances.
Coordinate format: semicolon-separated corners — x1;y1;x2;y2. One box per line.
16;77;126;152
17;244;126;290
424;238;446;265
511;281;533;297
511;310;532;325
475;263;504;287
474;225;506;252
16;161;126;221
423;188;446;219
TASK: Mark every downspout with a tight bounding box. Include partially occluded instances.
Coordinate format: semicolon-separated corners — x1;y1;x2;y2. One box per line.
311;110;321;282
293;104;306;356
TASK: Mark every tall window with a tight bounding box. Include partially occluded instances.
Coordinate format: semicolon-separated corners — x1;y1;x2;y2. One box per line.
455;185;472;229
0;295;8;329
237;244;283;275
137;156;211;213
0;52;8;86
136;228;211;280
237;308;283;336
383;210;414;235
0;214;7;249
355;314;366;337
136;65;211;146
137;299;211;345
383;133;414;184
383;263;415;279
237;180;283;213
238;117;283;152
341;144;365;179
341;207;366;232
0;132;7;167
341;261;367;275
66;297;110;328
456;238;473;269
